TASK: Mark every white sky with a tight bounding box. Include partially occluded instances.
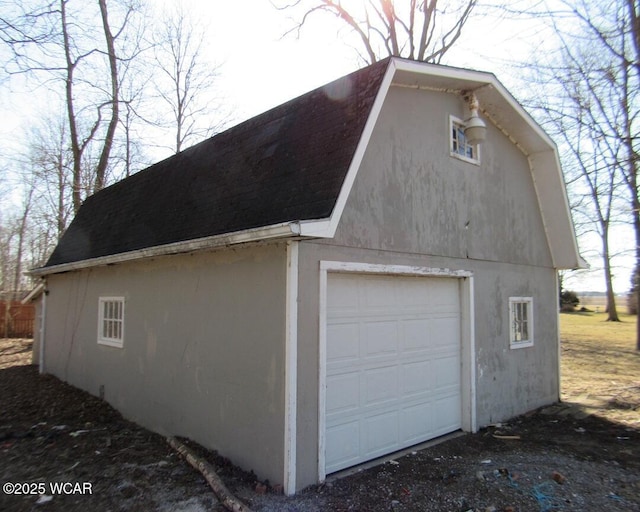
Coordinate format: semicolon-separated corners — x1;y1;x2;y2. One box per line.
1;0;633;293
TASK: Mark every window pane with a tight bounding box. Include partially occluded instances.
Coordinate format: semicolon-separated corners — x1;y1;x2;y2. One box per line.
511;301;531;343
99;298;124;345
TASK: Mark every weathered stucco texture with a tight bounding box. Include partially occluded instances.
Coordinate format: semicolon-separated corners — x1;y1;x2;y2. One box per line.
43;243;288;486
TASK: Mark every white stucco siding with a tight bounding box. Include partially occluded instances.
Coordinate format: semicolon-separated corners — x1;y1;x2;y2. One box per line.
43;242;288;486
472;263;559;423
330;85;554;268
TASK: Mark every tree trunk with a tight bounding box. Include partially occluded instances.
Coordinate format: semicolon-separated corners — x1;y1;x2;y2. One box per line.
634;192;640;349
94;0;119;193
602;225;620;321
60;0;82;214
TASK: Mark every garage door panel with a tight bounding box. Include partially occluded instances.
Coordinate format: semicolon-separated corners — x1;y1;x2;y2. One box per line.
426;277;458;297
327;323;360;363
363;365;398;406
326;372;360;415
400;402;433;443
362;278;397;308
431;317;460;348
433;355;461;389
326;421;360;469
433;395;462;432
363;321;398;358
397;278;431;305
402;319;432;352
400;360;432;396
363;410;399;456
328;279;360;309
326;273;462;474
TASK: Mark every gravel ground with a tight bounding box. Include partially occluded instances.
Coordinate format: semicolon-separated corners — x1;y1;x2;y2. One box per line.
1;338;639;512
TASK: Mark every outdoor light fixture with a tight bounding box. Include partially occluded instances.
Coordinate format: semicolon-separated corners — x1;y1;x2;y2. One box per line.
464;92;487;145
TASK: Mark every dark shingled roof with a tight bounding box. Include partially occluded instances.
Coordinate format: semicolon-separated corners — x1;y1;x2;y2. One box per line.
45;59;390;268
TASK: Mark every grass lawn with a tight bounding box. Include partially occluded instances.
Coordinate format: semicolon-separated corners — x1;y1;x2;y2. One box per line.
560;311;640;427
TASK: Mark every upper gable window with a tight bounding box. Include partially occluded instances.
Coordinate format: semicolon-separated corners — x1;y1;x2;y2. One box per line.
450;116;480;165
98;297;125;348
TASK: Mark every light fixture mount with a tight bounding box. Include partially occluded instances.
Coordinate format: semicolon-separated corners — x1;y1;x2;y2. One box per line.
463;92;487;145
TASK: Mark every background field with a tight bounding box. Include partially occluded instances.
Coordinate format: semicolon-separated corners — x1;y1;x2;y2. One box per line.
560;311;640;427
577;294;628;312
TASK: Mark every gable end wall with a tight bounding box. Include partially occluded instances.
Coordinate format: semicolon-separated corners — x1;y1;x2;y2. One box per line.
331;85;553;266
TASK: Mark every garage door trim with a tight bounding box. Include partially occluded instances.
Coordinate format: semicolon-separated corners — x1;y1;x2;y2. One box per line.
318;261;476;481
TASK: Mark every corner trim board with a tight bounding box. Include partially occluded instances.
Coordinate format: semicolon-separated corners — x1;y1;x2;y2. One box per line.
284;241;299;495
39;283;47;374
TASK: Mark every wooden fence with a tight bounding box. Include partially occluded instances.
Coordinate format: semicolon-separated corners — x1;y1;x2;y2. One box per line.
0;300;35;338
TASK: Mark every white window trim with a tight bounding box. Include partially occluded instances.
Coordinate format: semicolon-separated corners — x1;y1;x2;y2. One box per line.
509;297;533;349
449;115;481;165
98;296;125;348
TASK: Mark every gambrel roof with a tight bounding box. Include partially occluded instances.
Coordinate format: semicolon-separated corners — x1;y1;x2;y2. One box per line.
36;58;584;275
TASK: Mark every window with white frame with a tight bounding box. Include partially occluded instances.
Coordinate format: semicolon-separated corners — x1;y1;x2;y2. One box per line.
509;297;533;349
450;116;480;164
98;297;125;348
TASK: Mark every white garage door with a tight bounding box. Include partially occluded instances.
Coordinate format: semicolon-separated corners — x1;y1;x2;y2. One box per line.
325;273;462;474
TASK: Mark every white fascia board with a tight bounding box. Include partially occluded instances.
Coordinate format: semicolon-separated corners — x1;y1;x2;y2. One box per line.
393;58;494;84
529;150;586;270
479;79;557;151
21;282;45;304
296;219;332;237
31;222;301;276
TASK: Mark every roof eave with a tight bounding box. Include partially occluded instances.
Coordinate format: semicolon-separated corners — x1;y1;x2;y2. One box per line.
31;222;304;277
21;282;45;303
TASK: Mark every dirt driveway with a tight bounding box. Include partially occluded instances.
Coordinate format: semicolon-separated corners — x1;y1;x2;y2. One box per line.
1;314;639;512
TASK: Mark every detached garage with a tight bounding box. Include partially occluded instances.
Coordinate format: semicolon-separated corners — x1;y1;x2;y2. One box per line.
33;57;583;494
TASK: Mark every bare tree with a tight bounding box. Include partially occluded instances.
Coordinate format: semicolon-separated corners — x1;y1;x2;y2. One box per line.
153;4;225;153
520;0;639;336
27;114;74;241
1;0;143;212
561;0;639;339
529;52;629;321
118;73;148;178
0;181;35;294
275;0;477;64
12;183;34;292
